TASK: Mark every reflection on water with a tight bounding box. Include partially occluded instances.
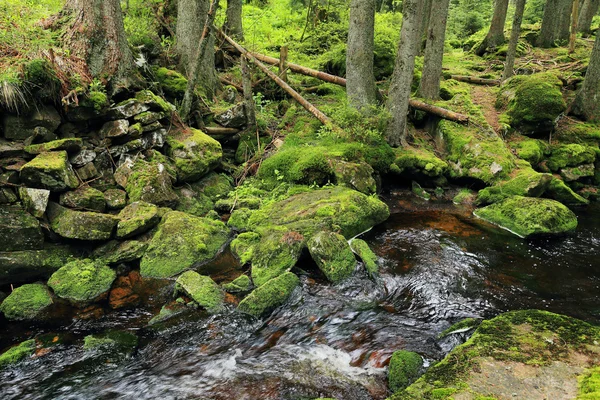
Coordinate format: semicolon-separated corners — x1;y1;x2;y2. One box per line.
1;192;599;400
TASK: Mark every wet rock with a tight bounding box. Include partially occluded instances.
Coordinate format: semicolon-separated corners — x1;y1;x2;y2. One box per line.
350;239;378;277
474;196;578;238
0;207;44;252
48;259;116;305
476;168;553;205
251;229;305;286
127;123;143;139
88;150;117;191
58;121;88;138
214;103;247;128
545;177;590;205
0;171;19;186
237;272;299;318
388;350;423;393
108;99;150;119
411;181;431;200
560;163;596;182
20;151;79;192
0;188;17;204
0;339;36;369
140;211;230;278
59;187;106;212
94;240;148;265
25;126;58;144
166;128;222;183
0;139;25;158
308;231;356;284
100;119;129;139
104;189;127;209
154;67;187;99
83;330;138;353
148;301;189;326
24;138;83;155
69;149;97;168
175;271;224;313
332;161;377;194
108;271;143;309
222;274;252;293
75;162;100;181
134;111;165;125
19;187;50;218
116;201;160;238
0;245;76;286
47;202;119;241
0;283;53;321
2;105;61;140
114;156;178;207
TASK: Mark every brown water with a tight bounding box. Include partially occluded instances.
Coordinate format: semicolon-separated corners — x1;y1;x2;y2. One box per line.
1;191;599;400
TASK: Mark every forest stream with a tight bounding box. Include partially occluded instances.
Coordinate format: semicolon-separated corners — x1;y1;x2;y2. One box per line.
1;189;599;400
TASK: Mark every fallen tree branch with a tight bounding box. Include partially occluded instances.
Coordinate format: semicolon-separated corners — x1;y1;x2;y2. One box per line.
204;127;241;135
449;75;501;86
220;77;243;93
408;100;470;125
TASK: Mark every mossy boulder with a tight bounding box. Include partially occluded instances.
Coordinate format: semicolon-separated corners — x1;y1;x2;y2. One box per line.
0;206;44;252
230;232;261;265
175;271;224;313
0;339;36;369
93;240;148;265
547;144;597;172
474;196;578;238
20;151;79;192
332;160;377;195
154;67;187;99
140;211;230;278
48;259;116;304
560;164;596;182
0;245;76;286
175;188;214;217
189;172;233;201
115;156;178;207
545;177;590;205
237;272;299;318
24;138;83;155
223;274;252;293
511;138;549;165
350;239;378;277
104;188;127;209
48;202;119;241
83;330;138;353
166;128;222;183
498;73;567;134
134;90;175;114
308;231;356;283
116;201;160;238
391;147;448;178
476;169;553;205
59;186;106;212
251;229;306;286
19;187;50;218
0;283;53;321
388;350;423;393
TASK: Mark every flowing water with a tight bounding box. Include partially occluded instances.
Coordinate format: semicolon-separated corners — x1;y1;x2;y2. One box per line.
2;190;600;400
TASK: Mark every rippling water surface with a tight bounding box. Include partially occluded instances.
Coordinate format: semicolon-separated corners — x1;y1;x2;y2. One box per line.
2;192;599;400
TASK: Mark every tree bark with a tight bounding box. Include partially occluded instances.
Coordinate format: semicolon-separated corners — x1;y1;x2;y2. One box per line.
241;55;257;131
579;0;600;35
223;0;244;40
385;0;425;147
503;0;527;81
569;0;580;53
346;0;378;110
538;0;573;47
571;29;600;121
476;0;510;56
419;0;451;100
177;0;218;97
419;0;433;51
63;0;139;94
451;75;501;85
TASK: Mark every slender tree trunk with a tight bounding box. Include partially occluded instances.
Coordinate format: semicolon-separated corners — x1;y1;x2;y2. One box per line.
419;0;451;100
569;0;580;52
419;0;433;52
63;0;139;94
476;0;510;55
571;29;600;121
241;55;257;131
539;0;573;47
503;0;527;80
579;0;600;35
177;0;218;98
346;0;378;110
223;0;244;40
385;0;425;147
559;0;575;40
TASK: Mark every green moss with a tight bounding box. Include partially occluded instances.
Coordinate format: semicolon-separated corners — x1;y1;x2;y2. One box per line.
166;128;223;183
135;90;175;113
140;211;230;278
223;274;252;293
153;67;188;99
84;91;109;111
175;271;224;313
189;172;233;201
350;239;378;277
48;259;116;304
308;231;356;283
389;351;423;392
578;367;600;399
0;283;53;321
511;138;550;165
391;147;448;178
24;138;83;155
83;331;138;353
48;202;119;241
104;189;127;209
175;191;214;217
236;133;267;164
117;201;160;238
122;157;178;207
59;186;106;212
546;177;590;205
453;189;476;205
439;318;481;338
20;151;79;191
251;228;305;286
0;339;36;369
237;272;299;318
474;196;578;238
230;232;261;265
547;144;597;171
476;169;553;205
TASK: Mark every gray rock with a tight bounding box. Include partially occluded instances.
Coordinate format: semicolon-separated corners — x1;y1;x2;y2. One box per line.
24;138;83;155
20;151;80;192
0;171;19;187
26;126;58;144
57;122;88;138
560;164;595;182
214;103;247;128
76;162;100;181
100;120;130;139
70;149;97;167
108;99;150;119
134;111;165;125
0;245;77;286
104;189;127;209
0;207;44;252
93;240;148;264
2;105;61;140
47;202;119;241
19;188;50;218
142;121;162;132
0;188;18;204
109;139;145;158
0;139;24;158
59;187;106;212
142;129;167;149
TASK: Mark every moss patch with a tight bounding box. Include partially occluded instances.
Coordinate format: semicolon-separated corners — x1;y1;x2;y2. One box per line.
175;271;224;313
308;231;356;283
117;201;160;239
0;339;36;369
166;128;222;183
48;259;116;304
391;147;448;178
389;350;423;393
0;283;53;321
237;272;299;318
20;151;79;192
350;238;378;277
476;168;553;205
547;144;597;172
223;274;252;293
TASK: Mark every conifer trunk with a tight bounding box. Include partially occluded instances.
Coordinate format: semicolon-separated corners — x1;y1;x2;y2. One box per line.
539;0;573;47
579;0;600;35
476;0;510;55
571;29;600;121
503;0;527;80
346;0;378;110
385;0;425;147
419;0;450;100
224;0;244;40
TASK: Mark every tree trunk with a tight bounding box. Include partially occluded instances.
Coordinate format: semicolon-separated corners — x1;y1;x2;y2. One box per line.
63;0;139;94
558;0;574;41
476;0;510;56
419;0;450;100
569;0;580;53
579;0;600;35
385;0;425;147
538;0;573;47
419;0;433;52
223;0;244;40
346;0;378;110
571;29;600;121
177;0;218;98
503;0;527;80
241;55;257;131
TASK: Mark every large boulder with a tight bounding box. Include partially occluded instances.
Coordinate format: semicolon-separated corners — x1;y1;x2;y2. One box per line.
474;196;578;238
214;103;247;128
48;259;116;305
140;211;230;278
174;271;224;313
250;229;305;286
0;245;76;286
116;201;160;238
0;283;53;321
47;202;119;241
0;207;43;252
166;128;222;183
237;272;299;318
20;151;79;192
93;240;148;265
2;105;61;140
476;168;553;205
308;231;356;283
547;144;596;172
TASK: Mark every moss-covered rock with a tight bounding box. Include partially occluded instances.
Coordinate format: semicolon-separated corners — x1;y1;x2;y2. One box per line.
476;169;553;205
511;138;550;165
104;188;127;209
154;67;187;99
59;186;106;212
388;351;423;393
140;211;230;278
115;156;178;207
0;245;76;286
223;274;252;293
0;339;36;369
547;144;597;172
350;239;378;277
134;111;166;125
48;259;116;304
560;164;596;182
135;90;175;114
24;138;83;155
0;283;53;321
48;202;119;241
18;187;50;218
438;318;481;338
93;240;148;265
308;231;356;283
411;181;431;200
20;151;79;192
117;201;160;239
230;232;261;265
474;196;577;238
545;177;590;205
453;189;476;205
0;206;44;252
237;272;299;317
390;147;448;178
251;228;306;286
83;330;138;353
175;188;214;217
332;160;377;194
189;172;234;201
174;271;224;313
166;128;222;183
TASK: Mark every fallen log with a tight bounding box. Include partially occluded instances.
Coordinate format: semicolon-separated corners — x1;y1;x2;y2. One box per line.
408;100;470;125
449;75;501;86
204;127;241;135
220;77;243;93
218;29;332;125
